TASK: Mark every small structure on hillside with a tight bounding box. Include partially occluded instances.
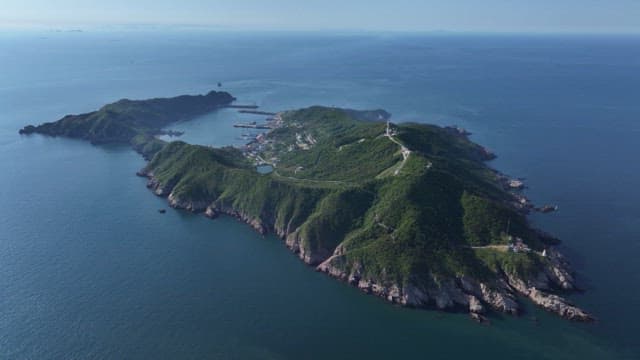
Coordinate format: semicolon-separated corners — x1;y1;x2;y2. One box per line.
386;121;397;137
508;237;531;253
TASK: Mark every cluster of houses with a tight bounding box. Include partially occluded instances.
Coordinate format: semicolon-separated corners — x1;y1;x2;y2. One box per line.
508;236;531;253
241;114;284;165
244;140;272;165
294;132;317;150
239;111;319;170
507;236;547;257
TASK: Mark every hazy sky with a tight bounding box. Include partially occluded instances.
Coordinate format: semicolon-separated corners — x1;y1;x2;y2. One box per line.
2;0;639;33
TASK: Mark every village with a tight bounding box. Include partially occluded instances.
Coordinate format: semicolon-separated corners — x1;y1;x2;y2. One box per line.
230;108;284;167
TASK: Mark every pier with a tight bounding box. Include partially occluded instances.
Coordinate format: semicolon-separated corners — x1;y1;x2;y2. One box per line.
239;110;277;116
233;123;272;129
225;104;259;109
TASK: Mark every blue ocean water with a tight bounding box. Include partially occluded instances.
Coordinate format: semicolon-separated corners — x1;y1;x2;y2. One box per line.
1;30;639;359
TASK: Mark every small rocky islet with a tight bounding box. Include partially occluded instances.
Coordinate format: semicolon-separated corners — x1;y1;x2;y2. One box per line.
20;90;593;322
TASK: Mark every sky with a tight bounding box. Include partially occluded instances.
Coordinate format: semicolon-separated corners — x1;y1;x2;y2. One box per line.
1;0;639;33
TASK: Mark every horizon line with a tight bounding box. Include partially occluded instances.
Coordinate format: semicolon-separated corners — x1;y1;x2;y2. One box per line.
1;21;639;36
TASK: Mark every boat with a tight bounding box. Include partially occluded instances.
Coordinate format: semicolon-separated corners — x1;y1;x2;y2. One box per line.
538;205;559;213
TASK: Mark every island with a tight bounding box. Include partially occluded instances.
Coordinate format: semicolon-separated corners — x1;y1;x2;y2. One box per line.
20;91;592;322
19;90;235;159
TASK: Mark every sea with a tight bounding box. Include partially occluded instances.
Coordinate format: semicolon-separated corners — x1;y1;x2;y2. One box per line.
1;30;639;359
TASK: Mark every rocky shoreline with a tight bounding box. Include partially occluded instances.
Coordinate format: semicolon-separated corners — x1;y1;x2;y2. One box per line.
137;168;593;323
316;246;592;322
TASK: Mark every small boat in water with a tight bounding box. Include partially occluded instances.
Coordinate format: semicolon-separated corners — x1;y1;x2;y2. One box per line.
538;205;559;213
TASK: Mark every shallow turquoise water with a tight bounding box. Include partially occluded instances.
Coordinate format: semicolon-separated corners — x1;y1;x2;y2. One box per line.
1;31;638;359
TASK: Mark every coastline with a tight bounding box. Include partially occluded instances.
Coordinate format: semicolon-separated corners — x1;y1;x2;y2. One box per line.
134;109;593;323
21;91;593;323
138;166;593;322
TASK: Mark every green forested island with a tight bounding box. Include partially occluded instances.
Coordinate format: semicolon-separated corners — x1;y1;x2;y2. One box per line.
20;90;234;158
21;91;592;322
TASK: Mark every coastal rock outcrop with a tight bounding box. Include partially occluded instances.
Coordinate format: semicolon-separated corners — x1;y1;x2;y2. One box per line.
528;288;593;321
141;172;175;197
316;254;519;315
207;204;268;235
505;271;593;321
314;242;594;321
168;193;209;212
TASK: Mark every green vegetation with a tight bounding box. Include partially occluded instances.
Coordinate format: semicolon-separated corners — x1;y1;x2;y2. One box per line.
297;187;374;257
474;248;544;281
264;107;396;181
141;106;557;290
23;93;585;317
131;134;167;160
19;91;235;155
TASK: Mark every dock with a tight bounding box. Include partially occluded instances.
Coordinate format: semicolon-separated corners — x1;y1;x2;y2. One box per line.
233;123;272;129
225;105;259;109
239;110;277;116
